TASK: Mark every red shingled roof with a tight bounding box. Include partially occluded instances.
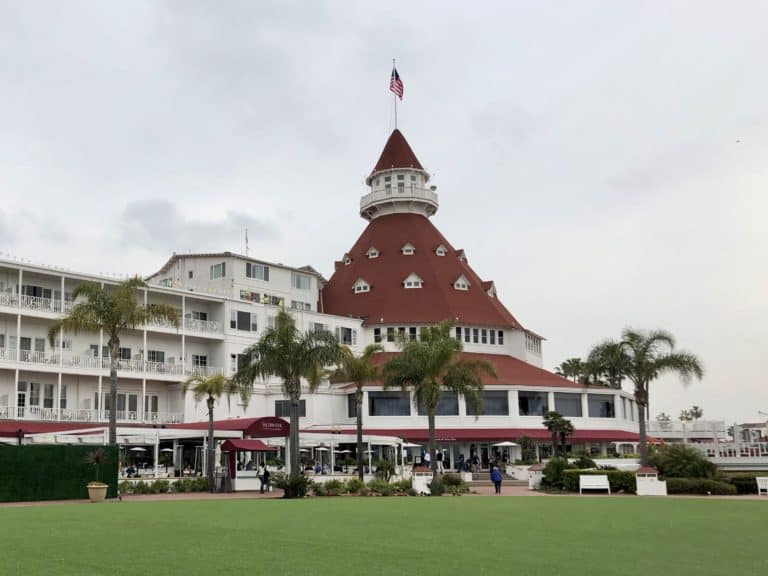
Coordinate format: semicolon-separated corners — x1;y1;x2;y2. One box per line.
321;213;523;328
371;129;424;174
341;352;587;389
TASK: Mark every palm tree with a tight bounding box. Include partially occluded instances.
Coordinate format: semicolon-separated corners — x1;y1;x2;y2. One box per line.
183;373;250;492
47;276;179;445
543;411;574;457
330;344;383;481
555;358;584;382
382;321;495;473
234;308;341;477
585;340;630;389
620;329;703;465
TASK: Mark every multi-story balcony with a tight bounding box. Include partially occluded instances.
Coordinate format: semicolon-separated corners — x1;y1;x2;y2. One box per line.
0;405;183;425
0;347;224;379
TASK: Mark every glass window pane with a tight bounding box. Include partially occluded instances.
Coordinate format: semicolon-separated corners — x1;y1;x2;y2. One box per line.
418;392;459;416
518;391;548;416
467;391;509;416
368;392;410;416
588;394;615;418
554;393;582;417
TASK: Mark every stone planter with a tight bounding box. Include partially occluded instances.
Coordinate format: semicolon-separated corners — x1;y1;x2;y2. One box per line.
87;482;108;503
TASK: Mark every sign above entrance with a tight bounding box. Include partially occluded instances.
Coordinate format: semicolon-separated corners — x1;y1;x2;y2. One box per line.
249;417;289;438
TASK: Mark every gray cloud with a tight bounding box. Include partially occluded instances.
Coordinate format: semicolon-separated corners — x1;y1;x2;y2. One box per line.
120;199;278;253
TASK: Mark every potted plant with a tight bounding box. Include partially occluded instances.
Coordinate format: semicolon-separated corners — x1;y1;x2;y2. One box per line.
86;448;109;502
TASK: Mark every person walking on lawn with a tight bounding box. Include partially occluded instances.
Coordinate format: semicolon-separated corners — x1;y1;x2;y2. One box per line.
490;465;503;494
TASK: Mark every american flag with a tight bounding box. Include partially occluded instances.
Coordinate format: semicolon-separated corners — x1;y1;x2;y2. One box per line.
390;67;403;100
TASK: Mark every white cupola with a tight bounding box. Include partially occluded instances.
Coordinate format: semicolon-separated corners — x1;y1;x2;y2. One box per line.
360;129;438;221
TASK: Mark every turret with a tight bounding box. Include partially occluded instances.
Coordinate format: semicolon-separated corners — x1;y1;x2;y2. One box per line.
360;129;438;221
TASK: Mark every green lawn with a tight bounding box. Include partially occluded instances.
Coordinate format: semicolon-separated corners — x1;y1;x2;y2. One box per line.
1;496;766;576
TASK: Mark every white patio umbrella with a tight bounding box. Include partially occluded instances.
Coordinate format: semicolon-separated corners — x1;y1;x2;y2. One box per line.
402;442;421;448
492;441;518;447
160;448;174;453
129;447;147;452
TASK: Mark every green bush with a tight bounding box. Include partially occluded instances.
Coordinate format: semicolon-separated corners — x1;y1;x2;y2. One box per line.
666;478;737;495
133;481;151;494
440;473;469;495
648;444;717;479
273;474;312;498
367;478;393;496
312;483;327;497
324;479;344;496
374;459;395;481
726;474;761;495
561;470;637;494
391;479;412;494
344;478;364;494
192;477;210;492
517;436;537;465
572;456;597;469
151;480;170;494
172;478;191;493
541;457;573;489
118;480;133;495
427;476;445;496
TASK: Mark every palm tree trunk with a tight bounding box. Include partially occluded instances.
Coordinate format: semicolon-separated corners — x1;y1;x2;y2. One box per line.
289;392;300;477
207;395;215;492
108;339;119;446
356;387;364;482
427;411;437;473
638;402;648;465
551;432;558;457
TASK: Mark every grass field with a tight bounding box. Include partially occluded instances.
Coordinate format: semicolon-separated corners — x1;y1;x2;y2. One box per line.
1;496;766;576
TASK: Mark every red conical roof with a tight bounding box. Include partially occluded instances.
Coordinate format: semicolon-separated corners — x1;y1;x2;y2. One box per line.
371;129;424;174
320;213;523;329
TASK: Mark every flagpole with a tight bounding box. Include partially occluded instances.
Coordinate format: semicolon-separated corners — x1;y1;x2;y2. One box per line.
393;58;397;129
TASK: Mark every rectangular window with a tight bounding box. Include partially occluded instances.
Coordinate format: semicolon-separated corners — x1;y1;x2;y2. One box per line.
291;273;311;290
336;327;357;345
628;399;635;421
368;391;411;416
147;350;165;364
43;384;54;409
464;329;470;343
230;353;248;372
373;328;381;343
0;334;4;348
231;311;256;332
473;328;479;344
239;290;260;302
490;330;496;345
190;311;208;321
347;394;357;418
192;355;208;367
145;395;159;414
246;263;269;281
310;322;329;333
60;385;67;409
467;391;509;416
398;327;406;340
210;262;226;279
188;270;194;279
90;345;108;358
518;391;548;416
554;393;583;417
417;392;459;416
408;327;417;341
588;394;615;418
481;329;487;344
119;347;131;361
622;397;628;420
387;327;395;342
275;400;306;418
455;327;462;341
498;331;504;345
290;300;311;311
29;382;40;406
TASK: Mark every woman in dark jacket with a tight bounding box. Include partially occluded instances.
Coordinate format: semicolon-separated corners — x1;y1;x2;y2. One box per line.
490;466;503;494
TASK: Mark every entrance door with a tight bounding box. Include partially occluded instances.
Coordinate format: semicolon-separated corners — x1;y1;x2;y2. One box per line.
19;337;31;362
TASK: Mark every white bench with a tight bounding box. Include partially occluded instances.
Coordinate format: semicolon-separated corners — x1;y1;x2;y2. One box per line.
580;474;611;495
757;477;768;496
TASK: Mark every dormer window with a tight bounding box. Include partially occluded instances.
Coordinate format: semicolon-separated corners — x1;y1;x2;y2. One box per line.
454;275;470;291
366;247;380;259
401;243;415;255
343;253;352;266
435;244;447;257
353;278;370;294
457;250;467;263
403;273;423;289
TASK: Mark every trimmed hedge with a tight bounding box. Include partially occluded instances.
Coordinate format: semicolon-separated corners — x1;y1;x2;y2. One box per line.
0;445;118;502
665;478;737;495
726;474;761;495
562;470;637;494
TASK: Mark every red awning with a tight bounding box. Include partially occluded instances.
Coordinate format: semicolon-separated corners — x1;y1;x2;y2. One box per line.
221;439;278;452
168;416;289;437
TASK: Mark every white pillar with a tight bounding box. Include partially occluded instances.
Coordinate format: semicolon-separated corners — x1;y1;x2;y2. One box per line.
547;391;555;413
154;432;160;477
56;372;62;421
367;440;372;473
330;440;335;475
97;375;102;420
12;368;19;419
141;379;146;422
181;295;186;375
581;393;590;419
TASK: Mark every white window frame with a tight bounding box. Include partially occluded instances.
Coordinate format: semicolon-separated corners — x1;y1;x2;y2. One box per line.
246;262;269;281
401;243;415;255
366;247;379;259
210;262;226;280
454;275;470;291
292;273;312;290
403;273;423;289
435;244;447;256
353;279;370;294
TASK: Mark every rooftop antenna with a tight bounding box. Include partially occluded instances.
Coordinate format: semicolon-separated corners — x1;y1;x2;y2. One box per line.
245;228;249;257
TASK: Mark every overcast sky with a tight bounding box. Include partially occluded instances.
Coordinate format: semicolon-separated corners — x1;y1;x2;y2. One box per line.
1;1;766;423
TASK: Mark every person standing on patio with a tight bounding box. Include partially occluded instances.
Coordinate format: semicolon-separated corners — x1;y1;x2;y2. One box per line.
423;450;431;470
436;450;444;474
258;463;266;494
262;466;271;494
490;465;503;494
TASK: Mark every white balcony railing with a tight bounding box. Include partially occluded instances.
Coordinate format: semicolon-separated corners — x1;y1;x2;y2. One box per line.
0;347;222;378
647;420;726;435
183;317;223;335
0;405;184;425
360;186;439;211
0;292;18;308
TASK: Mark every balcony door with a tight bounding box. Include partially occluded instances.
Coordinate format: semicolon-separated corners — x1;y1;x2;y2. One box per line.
17;382;27;418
